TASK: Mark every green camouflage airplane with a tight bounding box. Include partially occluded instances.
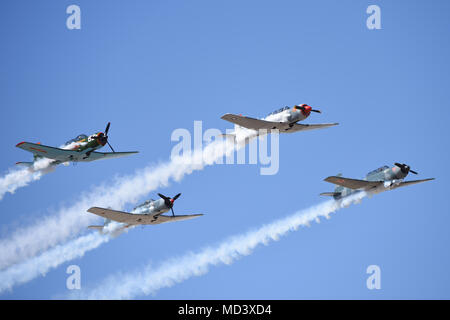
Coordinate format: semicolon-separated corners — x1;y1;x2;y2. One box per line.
87;193;203;233
15;122;138;167
321;163;434;200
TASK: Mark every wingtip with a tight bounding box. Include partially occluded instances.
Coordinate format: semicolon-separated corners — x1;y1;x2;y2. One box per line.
16;141;26;147
87;207;102;214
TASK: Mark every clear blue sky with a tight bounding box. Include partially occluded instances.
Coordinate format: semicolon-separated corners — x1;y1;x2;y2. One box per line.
0;0;449;299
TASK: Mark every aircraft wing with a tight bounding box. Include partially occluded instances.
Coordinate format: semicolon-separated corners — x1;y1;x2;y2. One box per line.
324;176;383;190
288;122;339;133
152;214;204;224
79;151;139;162
221;114;338;133
394;178;435;189
87;207;138;224
17;142;138;162
221;114;281;130
87;207;203;226
16;142;81;162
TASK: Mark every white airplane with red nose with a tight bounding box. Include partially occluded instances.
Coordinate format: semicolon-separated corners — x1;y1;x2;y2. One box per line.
221;104;338;136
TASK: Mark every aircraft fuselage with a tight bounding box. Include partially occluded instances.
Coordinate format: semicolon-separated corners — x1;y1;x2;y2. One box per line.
131;198;171;216
265;106;311;125
333;165;410;199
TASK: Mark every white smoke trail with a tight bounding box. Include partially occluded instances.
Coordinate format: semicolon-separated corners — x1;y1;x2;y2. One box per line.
0;233;107;294
0;222;127;294
0;158;55;200
0;141;84;201
0;136;245;270
70;192;366;300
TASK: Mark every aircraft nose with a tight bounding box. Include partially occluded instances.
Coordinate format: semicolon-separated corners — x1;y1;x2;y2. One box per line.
300;105;312;116
97;133;107;146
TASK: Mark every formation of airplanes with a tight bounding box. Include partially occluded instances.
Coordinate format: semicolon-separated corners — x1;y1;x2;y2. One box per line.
13;104;434;232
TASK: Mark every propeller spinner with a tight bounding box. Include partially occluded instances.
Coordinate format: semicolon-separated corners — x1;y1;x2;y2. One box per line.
394;163;418;175
294;104;321;113
158;193;182;216
97;122;116;152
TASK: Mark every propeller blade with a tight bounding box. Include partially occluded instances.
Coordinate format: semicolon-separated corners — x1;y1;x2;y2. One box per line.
158;193;172;208
106;141;115;153
171;207;175;217
394;162;418;175
295;105;321;113
158;193;170;200
105;122;111;136
172;193;181;201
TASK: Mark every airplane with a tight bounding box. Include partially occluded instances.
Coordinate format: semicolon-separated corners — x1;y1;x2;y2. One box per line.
87;193;203;232
320;163;435;200
15;122;138;167
220;104;338;139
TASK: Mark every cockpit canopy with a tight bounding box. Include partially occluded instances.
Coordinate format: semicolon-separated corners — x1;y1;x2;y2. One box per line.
267;106;290;116
132;199;155;211
367;165;389;176
64;134;88;146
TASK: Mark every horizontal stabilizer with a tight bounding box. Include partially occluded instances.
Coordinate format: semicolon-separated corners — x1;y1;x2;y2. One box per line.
319;192;341;197
15;162;33;167
87;225;104;231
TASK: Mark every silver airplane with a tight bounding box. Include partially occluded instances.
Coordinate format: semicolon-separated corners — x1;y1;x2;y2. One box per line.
87;193;203;232
321;163;434;200
221;104;338;139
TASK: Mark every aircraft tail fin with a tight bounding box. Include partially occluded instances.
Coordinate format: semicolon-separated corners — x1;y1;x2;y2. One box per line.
333;173;345;193
320;173;343;198
218;133;236;143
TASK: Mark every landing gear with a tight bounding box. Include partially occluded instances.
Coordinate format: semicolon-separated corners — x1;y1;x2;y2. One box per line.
82;151;92;160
